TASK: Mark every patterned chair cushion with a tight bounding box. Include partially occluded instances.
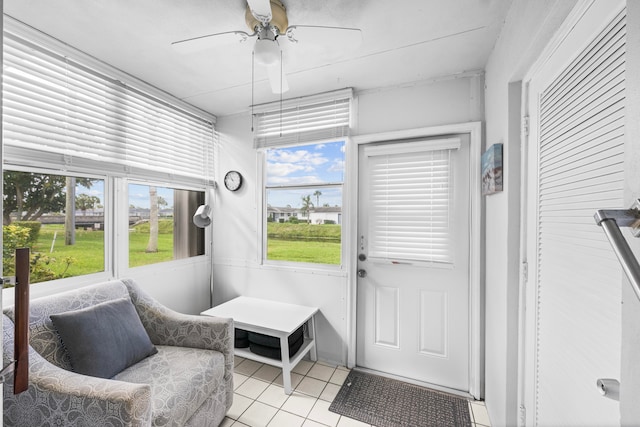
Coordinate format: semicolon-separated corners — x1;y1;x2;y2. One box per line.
113;345;225;426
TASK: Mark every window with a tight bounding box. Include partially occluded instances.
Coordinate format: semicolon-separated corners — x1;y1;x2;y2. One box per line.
2;18;214;288
128;184;205;268
3;170;105;284
254;89;352;267
264;141;344;265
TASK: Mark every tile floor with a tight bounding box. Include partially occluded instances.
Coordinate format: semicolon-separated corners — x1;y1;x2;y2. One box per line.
222;355;491;427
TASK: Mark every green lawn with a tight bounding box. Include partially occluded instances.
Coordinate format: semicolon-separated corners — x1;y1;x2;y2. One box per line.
17;221;340;283
267;239;341;264
30;223;174;282
266;222;342;264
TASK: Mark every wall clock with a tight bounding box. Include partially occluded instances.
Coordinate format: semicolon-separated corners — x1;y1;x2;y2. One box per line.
223;170;243;191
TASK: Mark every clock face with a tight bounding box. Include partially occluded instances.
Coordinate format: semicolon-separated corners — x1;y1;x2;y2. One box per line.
224;170;242;191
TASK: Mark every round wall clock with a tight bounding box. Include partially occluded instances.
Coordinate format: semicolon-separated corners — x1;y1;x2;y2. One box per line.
223;170;243;191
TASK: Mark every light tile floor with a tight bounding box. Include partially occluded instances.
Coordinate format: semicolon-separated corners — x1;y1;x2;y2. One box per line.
222;355;491;427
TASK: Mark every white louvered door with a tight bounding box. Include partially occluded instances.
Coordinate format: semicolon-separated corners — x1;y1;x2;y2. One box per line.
524;1;625;425
356;135;470;392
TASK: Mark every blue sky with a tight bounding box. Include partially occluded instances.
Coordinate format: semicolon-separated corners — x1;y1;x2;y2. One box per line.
75;140;346;210
76;181;175;209
266;141;345;208
129;184;174;209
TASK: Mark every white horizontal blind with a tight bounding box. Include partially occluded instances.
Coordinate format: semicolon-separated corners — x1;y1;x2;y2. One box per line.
253;89;351;148
3;31;214;185
365;139;459;264
534;9;624;426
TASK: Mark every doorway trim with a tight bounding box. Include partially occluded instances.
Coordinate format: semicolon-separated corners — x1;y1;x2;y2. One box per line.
346;121;483;398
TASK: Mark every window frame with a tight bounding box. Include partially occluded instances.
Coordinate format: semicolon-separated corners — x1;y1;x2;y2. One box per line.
259;138;347;271
2;16;215;301
117;178;209;274
2;164;114;299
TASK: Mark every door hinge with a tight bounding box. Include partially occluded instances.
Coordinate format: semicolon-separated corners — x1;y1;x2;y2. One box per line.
519;404;526;426
522;261;528;283
523;115;530;138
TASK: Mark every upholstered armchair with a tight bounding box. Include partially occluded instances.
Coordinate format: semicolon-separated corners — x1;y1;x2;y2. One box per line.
2;278;233;427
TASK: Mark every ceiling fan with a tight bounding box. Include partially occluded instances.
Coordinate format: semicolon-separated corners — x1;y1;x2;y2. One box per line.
172;0;362;94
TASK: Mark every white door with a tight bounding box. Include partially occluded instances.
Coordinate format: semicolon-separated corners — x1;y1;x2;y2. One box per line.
523;1;625;425
356;135;471;392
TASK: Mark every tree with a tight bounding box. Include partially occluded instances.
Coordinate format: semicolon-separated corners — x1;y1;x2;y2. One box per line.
3;171;94;225
64;177;76;245
313;190;322;207
301;194;313;220
76;194;101;214
146;186;159;253
157;196;168;209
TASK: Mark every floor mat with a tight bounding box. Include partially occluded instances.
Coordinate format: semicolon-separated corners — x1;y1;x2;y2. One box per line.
329;370;472;427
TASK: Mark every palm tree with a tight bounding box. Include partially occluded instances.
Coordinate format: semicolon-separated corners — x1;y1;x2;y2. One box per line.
301;195;313;221
313;190;322;207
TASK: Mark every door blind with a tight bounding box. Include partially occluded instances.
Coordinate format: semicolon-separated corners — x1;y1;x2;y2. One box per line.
365;139;459;264
3;28;214;185
534;9;625;426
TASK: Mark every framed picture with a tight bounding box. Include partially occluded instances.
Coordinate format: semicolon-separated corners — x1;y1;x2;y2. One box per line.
481;143;503;195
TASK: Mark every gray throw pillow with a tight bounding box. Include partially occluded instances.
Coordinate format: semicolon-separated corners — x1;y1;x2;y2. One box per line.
50;297;157;378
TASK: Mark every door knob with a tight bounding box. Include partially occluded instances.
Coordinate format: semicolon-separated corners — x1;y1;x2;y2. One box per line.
358;269;367;278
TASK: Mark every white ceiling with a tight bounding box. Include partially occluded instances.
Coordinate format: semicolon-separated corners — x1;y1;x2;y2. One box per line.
4;0;512;118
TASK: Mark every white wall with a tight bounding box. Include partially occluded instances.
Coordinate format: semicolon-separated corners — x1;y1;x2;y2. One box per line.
213;74;484;365
2;257;212;315
483;1;577;426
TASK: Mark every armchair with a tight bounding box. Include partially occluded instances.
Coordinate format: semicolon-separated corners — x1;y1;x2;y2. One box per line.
2;278;233;427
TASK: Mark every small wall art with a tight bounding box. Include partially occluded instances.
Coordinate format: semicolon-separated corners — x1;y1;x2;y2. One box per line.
481;143;503;195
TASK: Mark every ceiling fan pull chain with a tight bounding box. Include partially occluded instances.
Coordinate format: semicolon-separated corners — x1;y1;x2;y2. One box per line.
280;49;283;137
251;50;255;132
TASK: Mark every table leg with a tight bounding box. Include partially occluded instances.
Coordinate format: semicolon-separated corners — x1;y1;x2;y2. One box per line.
280;335;292;394
309;315;318;362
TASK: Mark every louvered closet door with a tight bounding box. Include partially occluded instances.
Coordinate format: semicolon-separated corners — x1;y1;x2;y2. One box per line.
525;2;625;425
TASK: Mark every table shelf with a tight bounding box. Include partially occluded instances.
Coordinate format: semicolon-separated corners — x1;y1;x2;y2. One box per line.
234;338;315;369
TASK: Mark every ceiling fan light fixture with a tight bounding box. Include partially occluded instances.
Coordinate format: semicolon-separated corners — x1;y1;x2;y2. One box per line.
254;38;280;66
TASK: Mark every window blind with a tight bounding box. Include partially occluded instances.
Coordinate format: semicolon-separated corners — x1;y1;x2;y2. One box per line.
253;88;352;148
3;27;214;185
365;139;459;264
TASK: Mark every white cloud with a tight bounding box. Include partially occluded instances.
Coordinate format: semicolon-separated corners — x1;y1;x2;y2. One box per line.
267;149;329;177
267;162;307;177
328;159;344;173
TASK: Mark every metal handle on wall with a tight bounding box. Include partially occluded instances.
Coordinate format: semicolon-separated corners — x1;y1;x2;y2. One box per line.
594;199;640;301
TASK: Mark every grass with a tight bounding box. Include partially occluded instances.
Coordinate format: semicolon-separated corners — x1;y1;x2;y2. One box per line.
20;221;341;282
267;222;342;264
31;222;175;281
267;222;341;242
267;239;341;264
35;225;105;278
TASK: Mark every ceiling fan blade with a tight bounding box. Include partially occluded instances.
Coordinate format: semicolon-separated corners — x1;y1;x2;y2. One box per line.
285;25;363;50
172;31;253;54
266;63;289;94
247;0;272;24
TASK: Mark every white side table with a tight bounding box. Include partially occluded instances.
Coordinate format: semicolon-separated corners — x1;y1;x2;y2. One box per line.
201;296;319;394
